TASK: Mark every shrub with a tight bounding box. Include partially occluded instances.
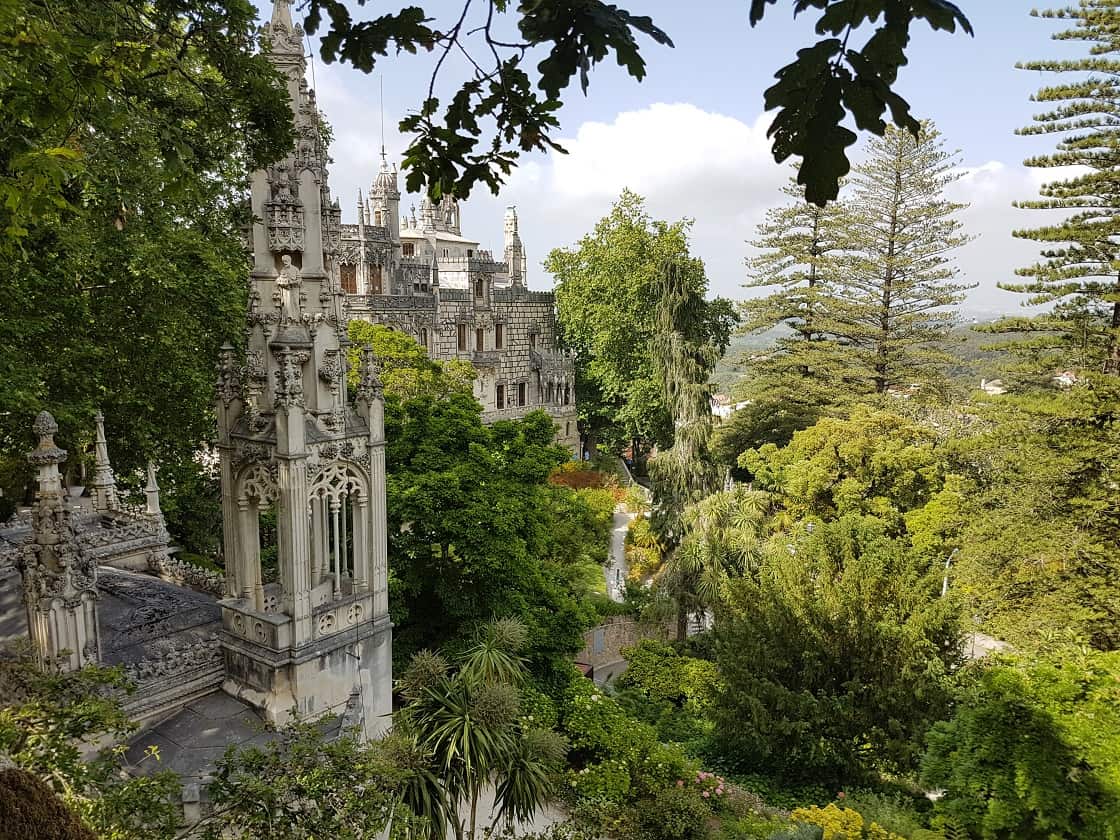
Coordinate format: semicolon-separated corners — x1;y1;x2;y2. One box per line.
631;787;713;840
712;515;962;781
568;759;632;803
520;682;559;729
789;803;905;840
634;742;698;797
561;677;656;765
716;813;789;840
625;515;662;580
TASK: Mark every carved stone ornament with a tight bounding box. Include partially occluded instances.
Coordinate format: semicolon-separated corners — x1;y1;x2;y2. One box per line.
356;345;383;401
232;443;271;470
215;343;242;405
267;203;304;251
273;347;311;407
124;634;222;685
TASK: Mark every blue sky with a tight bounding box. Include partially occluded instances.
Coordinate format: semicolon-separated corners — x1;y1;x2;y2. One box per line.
269;0;1086;314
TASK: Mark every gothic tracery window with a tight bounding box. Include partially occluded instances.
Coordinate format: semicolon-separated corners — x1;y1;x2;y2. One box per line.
308;463;368;598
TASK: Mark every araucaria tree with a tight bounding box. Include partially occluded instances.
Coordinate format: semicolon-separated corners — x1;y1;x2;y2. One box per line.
834;123;973;395
1005;1;1120;374
733;173;853;445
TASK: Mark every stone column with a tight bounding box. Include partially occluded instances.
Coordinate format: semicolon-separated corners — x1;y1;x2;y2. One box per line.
20;412;101;672
369;444;388;616
352;494;369;593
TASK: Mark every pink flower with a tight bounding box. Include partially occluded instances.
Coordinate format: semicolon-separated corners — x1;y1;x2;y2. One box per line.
676;780;684;788
715;787;724;795
837;791;846;799
701;791;710;798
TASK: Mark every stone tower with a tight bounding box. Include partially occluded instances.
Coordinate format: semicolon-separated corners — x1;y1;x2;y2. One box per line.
19;411;101;671
503;206;526;286
213;0;392;729
369;151;400;241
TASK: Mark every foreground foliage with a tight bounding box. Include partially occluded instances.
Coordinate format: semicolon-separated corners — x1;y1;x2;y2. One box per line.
922;649;1120;838
0;657;180;839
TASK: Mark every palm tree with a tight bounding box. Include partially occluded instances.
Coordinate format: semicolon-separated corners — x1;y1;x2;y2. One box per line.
656;486;769;638
392;620;567;840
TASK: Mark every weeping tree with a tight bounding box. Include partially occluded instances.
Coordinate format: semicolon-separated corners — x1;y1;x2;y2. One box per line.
647;255;729;638
390;619;568;840
996;1;1120;376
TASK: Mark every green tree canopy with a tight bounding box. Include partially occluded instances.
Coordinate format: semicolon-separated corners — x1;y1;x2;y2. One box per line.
347;321;476;401
999;1;1120;375
0;0;291;501
922;648;1120;839
546;190;736;457
385;394;602;677
298;0;972;205
741;405;944;527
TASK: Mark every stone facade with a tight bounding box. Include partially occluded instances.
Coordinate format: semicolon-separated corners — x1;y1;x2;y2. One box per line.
325;115;579;452
214;0;392;731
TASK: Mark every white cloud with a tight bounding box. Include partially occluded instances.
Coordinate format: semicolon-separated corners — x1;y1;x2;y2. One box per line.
489;103;788;299
316;83;1060;315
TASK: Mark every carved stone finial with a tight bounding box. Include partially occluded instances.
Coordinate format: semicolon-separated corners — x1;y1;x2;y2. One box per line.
91;409;120;513
32;410;57;438
28;411;66;469
145;463;162;517
356;345;383;402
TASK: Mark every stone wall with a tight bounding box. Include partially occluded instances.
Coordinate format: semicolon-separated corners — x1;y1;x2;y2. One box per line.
350;283;580;452
575;615;673;684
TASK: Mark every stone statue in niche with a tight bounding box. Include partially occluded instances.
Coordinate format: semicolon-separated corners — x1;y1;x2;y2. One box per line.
276;255;303;319
272;162;294;203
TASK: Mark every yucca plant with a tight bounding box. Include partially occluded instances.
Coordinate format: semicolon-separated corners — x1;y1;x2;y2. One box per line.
393;619;567;840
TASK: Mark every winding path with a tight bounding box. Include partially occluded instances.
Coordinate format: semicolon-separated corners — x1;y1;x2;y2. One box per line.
605;506;634;601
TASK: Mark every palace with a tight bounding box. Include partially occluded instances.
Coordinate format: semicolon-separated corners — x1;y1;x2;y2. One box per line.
334;168;579;450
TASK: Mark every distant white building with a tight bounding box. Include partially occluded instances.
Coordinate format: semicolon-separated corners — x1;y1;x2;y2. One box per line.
710;394;749;420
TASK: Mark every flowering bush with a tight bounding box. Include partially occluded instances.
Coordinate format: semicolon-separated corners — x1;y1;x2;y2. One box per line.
561;678;655;765
788;803;905;840
568;759;632;803
633;742;697;795
674;769;730;811
519;683;559;729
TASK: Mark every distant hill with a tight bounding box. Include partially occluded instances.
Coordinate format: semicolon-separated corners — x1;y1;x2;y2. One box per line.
711;324;793;393
711;319;1019;396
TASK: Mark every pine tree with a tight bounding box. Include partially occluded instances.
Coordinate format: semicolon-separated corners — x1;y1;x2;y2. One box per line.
732;173;856;448
834;123;974;395
1004;1;1120;375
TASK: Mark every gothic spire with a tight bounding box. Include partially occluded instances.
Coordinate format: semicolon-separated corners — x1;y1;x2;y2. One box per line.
90;410;119;513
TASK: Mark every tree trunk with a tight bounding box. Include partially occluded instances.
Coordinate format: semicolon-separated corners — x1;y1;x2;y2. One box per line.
677;602;689;641
1104;271;1120;376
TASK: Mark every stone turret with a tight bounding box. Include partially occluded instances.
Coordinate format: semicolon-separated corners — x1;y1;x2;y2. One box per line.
19;412;100;671
369;150;400;240
504;205;526;286
90;409;119;513
212;0;392;730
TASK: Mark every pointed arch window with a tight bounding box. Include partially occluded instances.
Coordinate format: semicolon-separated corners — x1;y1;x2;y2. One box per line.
308;463;370;598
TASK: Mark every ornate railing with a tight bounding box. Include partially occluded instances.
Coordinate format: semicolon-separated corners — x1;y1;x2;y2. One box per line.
148;553;225;598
